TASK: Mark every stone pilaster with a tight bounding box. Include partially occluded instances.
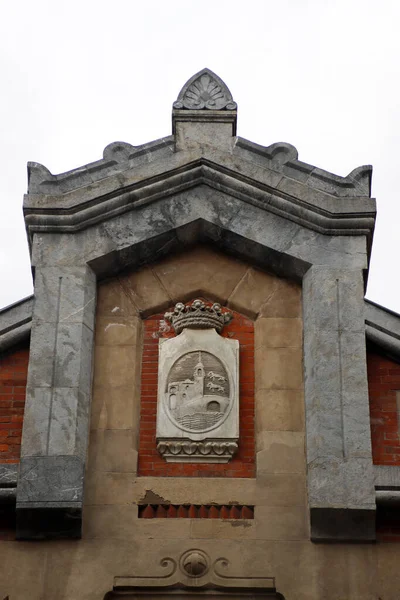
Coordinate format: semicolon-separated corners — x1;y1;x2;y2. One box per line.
303;266;376;541
16;265;96;539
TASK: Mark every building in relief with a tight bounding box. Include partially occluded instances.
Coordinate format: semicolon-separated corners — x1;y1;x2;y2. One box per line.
167;351;230;424
1;68;400;599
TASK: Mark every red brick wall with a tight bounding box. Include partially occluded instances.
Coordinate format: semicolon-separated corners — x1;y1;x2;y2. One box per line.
368;349;400;466
0;345;29;464
138;303;255;477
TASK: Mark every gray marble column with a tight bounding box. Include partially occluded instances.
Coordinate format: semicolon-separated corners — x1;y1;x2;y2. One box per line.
303;266;376;541
16;265;96;539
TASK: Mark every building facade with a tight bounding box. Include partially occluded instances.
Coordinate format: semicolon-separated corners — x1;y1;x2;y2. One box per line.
1;69;400;599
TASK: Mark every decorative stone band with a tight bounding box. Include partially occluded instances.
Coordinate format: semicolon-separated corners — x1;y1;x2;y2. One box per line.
157;439;239;463
110;550;280;597
138;504;254;519
164;299;233;334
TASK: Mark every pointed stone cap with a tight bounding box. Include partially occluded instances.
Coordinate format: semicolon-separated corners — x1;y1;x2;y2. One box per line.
173;68;237;111
172;69;237;142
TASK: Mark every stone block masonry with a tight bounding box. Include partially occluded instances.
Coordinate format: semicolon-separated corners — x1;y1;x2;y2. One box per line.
0;345;29;463
138;303;255;478
8;67;379;544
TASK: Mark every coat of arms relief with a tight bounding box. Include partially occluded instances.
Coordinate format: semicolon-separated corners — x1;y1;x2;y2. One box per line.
156;300;239;463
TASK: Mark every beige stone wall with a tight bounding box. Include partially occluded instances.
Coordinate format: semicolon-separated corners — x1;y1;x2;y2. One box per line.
2;246;400;599
85;246;308;597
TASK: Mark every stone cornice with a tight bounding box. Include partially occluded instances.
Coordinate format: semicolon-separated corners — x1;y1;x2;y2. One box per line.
26;137;372;199
235;139;372;197
365;299;400;362
0;295;33;353
26;136;175;195
24;156;376;248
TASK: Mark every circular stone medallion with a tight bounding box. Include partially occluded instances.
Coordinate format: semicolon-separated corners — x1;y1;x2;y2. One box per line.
180;550;209;577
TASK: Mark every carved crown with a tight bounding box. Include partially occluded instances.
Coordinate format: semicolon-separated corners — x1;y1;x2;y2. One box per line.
164;299;233;334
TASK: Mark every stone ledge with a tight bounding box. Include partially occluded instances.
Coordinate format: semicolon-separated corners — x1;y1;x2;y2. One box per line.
0;464;18;488
365;299;400;362
16;505;82;540
310;507;376;542
16;455;85;539
374;464;400;488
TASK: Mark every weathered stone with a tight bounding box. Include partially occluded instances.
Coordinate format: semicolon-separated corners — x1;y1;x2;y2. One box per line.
255;389;304;432
17;267;96;538
256;473;307;507
120;266;171;316
189;518;256;540
13;68;381;547
47;388;89;457
0;464;18;487
153;246;248;305
88;430;138;474
96;278;139;317
303;266;375;537
18;455;84;505
93;345;138;388
255;505;308;540
95;316;141;347
20;387;52;456
84;505;191;540
255;347;303;391
256;432;306;473
255;317;302;349
0;541;48;597
258;279;302;318
132;475;257;506
227;268;278;318
84;471;134;506
32;266;96;329
90;385;137;431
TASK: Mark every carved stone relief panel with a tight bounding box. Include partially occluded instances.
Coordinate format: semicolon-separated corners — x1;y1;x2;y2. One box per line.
173;68;237;111
106;549;282;599
104;548;284;600
156;300;239;463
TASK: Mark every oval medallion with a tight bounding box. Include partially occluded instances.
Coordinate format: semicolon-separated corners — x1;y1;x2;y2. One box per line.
165;350;231;433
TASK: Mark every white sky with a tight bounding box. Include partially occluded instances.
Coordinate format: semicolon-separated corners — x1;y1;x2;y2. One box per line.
0;0;399;312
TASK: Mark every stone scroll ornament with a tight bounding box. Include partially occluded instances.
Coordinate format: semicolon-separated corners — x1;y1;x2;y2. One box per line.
156;300;239;463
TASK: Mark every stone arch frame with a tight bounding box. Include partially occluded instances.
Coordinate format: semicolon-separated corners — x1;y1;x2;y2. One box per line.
17;198;375;542
17;69;376;541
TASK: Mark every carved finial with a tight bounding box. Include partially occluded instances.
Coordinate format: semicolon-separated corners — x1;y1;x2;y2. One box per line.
164;299;233;334
173;68;237;111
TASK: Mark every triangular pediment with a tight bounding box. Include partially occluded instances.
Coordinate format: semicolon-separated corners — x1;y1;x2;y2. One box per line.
24;142;375;253
4;69;397;549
